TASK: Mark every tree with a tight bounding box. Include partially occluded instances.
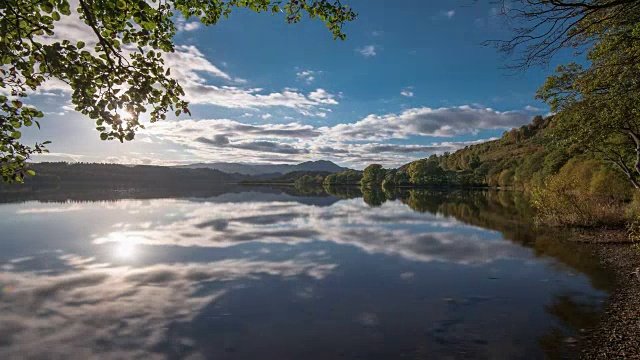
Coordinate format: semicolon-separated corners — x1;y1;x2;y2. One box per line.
361;164;386;187
485;0;640;69
536;20;640;189
406;157;445;185
0;0;356;182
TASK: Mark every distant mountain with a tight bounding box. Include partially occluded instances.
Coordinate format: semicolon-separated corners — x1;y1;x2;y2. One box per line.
7;162;249;189
178;160;348;176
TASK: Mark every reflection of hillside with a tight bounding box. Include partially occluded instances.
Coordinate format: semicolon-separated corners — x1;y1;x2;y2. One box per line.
0;185;243;203
400;190;536;244
353;188;614;292
323;185;362;199
0;184;342;206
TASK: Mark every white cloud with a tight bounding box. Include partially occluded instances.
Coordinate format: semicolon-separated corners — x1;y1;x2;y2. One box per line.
147;119;322;143
165;45;234;82
308;89;338;105
132;104;530;167
296;70;321;84
356;45;377;57
184;22;201;31
400;86;414;98
433;9;456;20
328;105;531;141
524;105;544;112
175;16;202;32
182;85;339;113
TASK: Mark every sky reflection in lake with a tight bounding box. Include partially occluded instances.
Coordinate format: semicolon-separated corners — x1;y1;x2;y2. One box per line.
0;189;610;359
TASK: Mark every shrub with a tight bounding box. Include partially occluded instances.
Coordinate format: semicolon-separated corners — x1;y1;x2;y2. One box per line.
531;173;627;227
498;169;514;187
625;191;640;219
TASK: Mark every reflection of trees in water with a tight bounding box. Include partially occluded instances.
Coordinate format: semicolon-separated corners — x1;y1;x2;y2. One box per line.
394;189;613;291
361;186;387;207
538;294;603;360
0;184;250;204
0;184;337;204
323;185;362;199
291;184;328;196
353;188;611;359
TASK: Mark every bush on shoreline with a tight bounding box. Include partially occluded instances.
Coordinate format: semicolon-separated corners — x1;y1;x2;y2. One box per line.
531;159;632;227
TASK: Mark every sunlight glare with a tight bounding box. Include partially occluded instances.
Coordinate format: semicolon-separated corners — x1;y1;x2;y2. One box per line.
115;240;136;259
117;109;133;120
110;233;141;260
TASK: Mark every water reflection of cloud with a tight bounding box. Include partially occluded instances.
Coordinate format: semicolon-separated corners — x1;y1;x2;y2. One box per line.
0;258;335;359
16;205;83;214
92;199;529;265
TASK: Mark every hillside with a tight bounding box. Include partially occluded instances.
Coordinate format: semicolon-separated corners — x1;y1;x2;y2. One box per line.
4;162;249;189
370;115;559;188
349;114;631;198
323;114;627;196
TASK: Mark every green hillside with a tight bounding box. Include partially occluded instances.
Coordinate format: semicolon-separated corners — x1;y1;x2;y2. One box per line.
366;115;626;195
412;114;558;189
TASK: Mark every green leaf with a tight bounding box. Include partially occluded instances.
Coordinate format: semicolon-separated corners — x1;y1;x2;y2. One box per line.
77;41;85;49
11;131;21;139
52;11;60;21
26;170;36;176
41;3;53;13
59;1;71;15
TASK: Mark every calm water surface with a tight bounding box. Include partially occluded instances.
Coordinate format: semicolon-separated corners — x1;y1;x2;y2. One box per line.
0;187;612;359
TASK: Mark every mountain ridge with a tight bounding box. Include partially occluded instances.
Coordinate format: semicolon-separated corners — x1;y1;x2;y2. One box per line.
176;160;348;175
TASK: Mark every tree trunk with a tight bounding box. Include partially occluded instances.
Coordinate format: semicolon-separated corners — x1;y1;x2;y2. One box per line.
627;131;640;189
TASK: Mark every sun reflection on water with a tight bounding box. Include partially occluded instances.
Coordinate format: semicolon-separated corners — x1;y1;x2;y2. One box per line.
115;239;137;259
101;232;144;261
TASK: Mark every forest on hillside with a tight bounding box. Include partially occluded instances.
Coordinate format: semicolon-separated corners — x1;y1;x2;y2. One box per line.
353;114;629;197
1;162;248;189
322;112;637;227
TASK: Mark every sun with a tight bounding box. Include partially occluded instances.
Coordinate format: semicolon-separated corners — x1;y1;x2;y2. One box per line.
117;109;133;120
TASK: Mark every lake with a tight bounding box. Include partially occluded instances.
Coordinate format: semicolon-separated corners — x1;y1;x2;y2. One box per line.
0;186;613;359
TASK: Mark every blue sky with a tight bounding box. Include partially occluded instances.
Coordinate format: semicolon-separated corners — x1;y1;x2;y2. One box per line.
24;0;569;169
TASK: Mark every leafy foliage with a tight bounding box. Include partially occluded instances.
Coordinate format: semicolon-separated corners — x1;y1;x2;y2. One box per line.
531;160;629;226
360;164;387;187
0;0;356;182
373;116;558;189
486;0;640;69
536;19;640;189
323;169;363;186
294;174;324;187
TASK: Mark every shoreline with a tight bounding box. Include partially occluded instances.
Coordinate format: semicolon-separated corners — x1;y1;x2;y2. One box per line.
568;230;640;359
